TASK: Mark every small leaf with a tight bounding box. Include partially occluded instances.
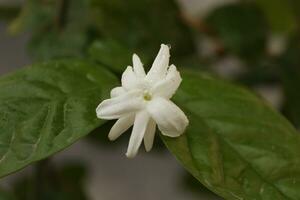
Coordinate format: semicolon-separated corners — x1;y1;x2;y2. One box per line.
0;188;15;200
163;72;300;199
279;37;300;128
90;0;195;57
88;39;145;73
0;6;20;21
206;3;268;61
0;60;117;178
255;0;297;34
28;28;88;61
13;162;88;200
10;0;92;60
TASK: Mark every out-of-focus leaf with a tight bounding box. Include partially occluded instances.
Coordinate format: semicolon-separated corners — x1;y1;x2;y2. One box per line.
13;162;88;200
28;28;87;61
88;39;146;73
89;39;204;74
205;3;268;61
9;0;92;60
0;189;15;200
0;60;117;178
9;0;56;34
279;37;300;127
174;54;206;70
163;71;300;199
255;0;297;34
237;61;279;86
90;0;195;58
88;39;201;74
88;40;130;72
0;6;20;21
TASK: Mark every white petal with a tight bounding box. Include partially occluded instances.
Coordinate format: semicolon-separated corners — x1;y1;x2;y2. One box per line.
133;54;146;77
96;91;143;120
110;87;126;98
126;111;150;158
108;114;135;141
121;66;139;90
146;44;170;82
147;97;188;137
143;118;156;152
151;65;182;99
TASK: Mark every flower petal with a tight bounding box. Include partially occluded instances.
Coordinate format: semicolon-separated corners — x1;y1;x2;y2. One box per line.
121;66;139;90
133;54;146;77
110;87;126;98
146;44;170;82
126;111;150;158
143;118;156;152
151;65;182;99
147;97;188;137
108;114;135;141
96;90;143;119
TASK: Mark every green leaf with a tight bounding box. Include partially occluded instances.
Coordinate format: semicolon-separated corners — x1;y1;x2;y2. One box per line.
88;39;156;74
279;37;300;128
182;172;223;199
0;60;117;178
163;72;300;199
0;6;20;21
9;0;92;61
0;189;15;200
88;39;138;73
255;0;297;34
90;0;195;57
28;28;88;61
9;0;56;34
13;161;88;200
205;3;268;61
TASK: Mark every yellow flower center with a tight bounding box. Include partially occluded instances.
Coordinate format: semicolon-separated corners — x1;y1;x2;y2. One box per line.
143;91;152;101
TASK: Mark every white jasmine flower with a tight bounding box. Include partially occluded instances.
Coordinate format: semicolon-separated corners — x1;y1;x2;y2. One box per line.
96;44;189;158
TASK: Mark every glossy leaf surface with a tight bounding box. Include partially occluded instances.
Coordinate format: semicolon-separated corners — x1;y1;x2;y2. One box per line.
163;72;300;200
0;60;117;177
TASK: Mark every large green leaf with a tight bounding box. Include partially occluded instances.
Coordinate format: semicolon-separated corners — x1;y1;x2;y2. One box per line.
0;60;117;178
163;72;300;199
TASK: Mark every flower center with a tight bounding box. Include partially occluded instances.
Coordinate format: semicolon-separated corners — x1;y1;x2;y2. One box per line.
143;91;152;101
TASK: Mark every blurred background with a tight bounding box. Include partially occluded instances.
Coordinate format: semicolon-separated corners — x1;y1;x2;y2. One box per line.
0;0;299;199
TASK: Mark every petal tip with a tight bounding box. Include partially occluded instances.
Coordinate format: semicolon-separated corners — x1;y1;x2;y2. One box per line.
125;152;136;159
108;134;116;141
145;147;152;152
96;105;104;119
132;53;139;59
161;43;171;50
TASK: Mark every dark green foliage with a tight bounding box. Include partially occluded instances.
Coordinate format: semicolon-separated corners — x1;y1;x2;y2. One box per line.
279;37;300;127
205;3;268;61
255;0;297;34
12;161;88;200
10;0;92;60
0;60;117;177
2;0;300;199
90;0;195;58
163;72;300;199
